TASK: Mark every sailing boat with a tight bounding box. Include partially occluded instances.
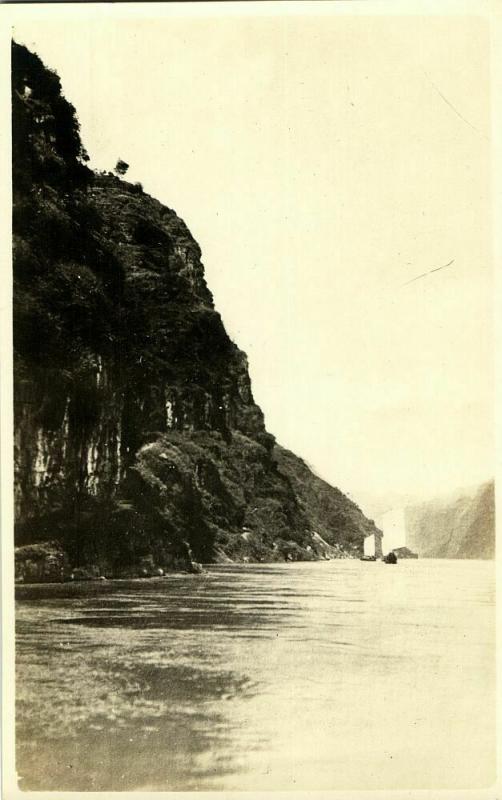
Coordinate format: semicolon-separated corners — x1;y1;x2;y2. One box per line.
360;533;377;561
379;507;406;563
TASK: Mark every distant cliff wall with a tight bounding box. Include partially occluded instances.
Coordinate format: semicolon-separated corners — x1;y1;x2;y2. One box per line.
405;482;495;560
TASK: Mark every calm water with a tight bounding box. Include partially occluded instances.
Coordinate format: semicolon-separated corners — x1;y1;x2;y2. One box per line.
16;559;495;791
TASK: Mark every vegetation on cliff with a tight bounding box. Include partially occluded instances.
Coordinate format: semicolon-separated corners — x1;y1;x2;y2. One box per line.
13;41;380;577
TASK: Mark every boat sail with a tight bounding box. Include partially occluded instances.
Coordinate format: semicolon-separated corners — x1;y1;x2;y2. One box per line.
363;534;376;557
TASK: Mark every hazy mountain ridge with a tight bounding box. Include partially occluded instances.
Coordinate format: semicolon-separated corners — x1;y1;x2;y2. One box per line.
13;41;380;578
405;481;495;560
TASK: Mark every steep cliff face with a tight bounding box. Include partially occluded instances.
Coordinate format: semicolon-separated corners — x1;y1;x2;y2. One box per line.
405;482;495;560
12;42;380;576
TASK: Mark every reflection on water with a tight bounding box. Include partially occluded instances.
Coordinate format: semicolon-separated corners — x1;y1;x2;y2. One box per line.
16;560;495;791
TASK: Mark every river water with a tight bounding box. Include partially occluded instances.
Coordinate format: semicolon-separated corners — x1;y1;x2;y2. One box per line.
16;559;495;792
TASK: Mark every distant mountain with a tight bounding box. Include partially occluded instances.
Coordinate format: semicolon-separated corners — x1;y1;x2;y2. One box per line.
405;481;495;560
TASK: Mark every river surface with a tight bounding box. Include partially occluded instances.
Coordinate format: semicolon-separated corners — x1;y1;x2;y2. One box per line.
16;559;495;791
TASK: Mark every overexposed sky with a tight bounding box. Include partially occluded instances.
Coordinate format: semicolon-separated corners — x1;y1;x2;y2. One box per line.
12;5;494;505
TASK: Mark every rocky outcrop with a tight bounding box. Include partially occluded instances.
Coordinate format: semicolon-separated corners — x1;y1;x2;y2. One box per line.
405;481;495;560
12;41;380;578
391;546;418;559
15;541;70;583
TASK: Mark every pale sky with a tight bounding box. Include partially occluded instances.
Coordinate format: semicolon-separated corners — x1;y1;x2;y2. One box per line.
11;5;494;508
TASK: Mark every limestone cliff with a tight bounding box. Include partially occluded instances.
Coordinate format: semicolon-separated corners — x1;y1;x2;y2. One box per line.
405;482;495;560
12;41;380;577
